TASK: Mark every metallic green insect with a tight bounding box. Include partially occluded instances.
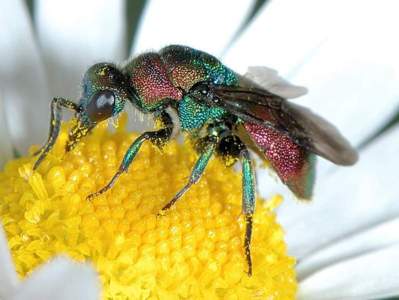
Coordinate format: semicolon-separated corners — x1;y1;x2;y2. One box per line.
34;45;358;275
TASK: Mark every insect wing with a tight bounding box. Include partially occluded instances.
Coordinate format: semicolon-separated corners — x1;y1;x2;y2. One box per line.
212;86;283;125
243;66;308;99
243;121;316;200
281;101;358;165
211;84;358;166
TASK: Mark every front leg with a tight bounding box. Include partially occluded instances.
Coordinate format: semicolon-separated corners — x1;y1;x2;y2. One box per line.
86;111;173;201
33;97;79;170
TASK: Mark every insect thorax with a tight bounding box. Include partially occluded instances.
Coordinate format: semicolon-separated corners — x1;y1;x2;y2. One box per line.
123;45;238;113
178;95;227;132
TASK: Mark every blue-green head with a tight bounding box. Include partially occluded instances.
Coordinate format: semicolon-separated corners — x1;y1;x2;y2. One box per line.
67;63;133;151
78;63;132;125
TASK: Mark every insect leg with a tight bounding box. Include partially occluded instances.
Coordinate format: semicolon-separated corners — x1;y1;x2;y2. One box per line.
33;97;79;170
216;132;255;275
240;146;255;276
159;135;218;214
86;111;173;201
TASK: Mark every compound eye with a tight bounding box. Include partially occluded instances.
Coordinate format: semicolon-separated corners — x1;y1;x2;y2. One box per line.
87;90;115;122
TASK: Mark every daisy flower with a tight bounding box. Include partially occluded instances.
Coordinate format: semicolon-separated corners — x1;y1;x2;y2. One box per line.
0;223;100;300
1;0;399;299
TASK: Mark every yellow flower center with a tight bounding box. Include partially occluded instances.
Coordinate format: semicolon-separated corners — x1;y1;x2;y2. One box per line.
0;116;297;299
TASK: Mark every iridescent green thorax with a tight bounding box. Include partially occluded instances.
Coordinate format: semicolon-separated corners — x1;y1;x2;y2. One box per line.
178;95;227;131
123;45;239;133
159;46;239;133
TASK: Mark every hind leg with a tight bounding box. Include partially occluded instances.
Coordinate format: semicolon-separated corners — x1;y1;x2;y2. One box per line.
219;134;255;276
241;147;255;276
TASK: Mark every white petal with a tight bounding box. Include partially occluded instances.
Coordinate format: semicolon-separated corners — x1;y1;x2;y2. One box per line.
297;217;399;280
224;0;337;74
132;0;253;56
244;66;308;98
0;95;13;167
298;244;399;300
36;0;126;100
226;0;399;148
0;0;50;153
0;222;19;298
11;256;100;300
290;9;399;148
280;125;399;259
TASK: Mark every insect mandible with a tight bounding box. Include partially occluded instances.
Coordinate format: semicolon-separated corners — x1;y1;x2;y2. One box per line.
33;45;358;276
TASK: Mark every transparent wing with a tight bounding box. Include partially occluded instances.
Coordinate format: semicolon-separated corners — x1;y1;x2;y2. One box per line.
243;66;308;99
283;101;358;165
211;84;358;166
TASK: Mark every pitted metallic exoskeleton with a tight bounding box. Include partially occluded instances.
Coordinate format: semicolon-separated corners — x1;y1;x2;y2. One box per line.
34;45;358;275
